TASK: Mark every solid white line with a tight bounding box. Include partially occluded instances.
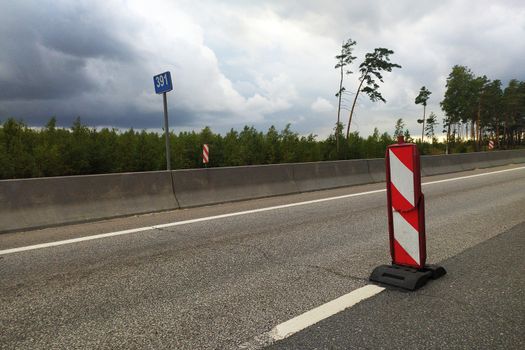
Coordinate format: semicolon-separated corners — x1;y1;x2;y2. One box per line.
0;189;385;255
421;166;524;186
270;284;385;341
1;165;524;256
238;284;385;348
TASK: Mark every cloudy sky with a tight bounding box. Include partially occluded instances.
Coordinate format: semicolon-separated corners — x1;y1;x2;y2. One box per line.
1;0;524;138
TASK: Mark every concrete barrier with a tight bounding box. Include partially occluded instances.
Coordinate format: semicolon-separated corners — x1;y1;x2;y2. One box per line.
292;159;372;192
456;152;490;171
172;164;298;208
508;149;525;165
367;158;386;183
463;152;495;169
420;154;465;176
1;149;523;233
486;149;525;167
421;149;525;176
0;171;177;233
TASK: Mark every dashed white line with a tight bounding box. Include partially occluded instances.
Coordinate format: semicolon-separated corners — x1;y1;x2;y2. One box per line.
239;284;385;349
271;284;385;340
1;166;523;256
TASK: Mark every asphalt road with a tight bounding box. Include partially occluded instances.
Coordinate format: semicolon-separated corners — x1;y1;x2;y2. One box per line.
1;164;524;349
268;221;525;350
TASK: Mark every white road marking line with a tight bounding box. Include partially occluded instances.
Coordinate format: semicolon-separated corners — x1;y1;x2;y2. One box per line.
238;284;385;349
421;166;524;185
1;166;524;256
271;284;385;341
0;188;385;256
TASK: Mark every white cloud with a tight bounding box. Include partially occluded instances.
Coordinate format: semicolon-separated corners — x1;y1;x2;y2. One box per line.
311;97;334;113
1;0;524;138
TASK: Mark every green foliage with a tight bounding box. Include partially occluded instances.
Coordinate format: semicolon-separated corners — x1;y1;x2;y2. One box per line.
358;48;402;103
0;117;397;179
346;46;401;138
394;118;405;138
1;115;521;180
440;65;525;149
335;39;357;75
481;80;502;128
403;129;413;143
415;86;432;141
335;38;357;151
415;86;432;107
425;112;438;141
441;65;476;125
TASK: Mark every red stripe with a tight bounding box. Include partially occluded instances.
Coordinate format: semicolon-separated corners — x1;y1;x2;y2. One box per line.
203;145;209;163
390;182;414;211
396;208;419;232
393;239;419;267
390;146;414;172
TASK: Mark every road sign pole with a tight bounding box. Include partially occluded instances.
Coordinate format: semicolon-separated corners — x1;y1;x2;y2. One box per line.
153;71;174;171
163;92;171;171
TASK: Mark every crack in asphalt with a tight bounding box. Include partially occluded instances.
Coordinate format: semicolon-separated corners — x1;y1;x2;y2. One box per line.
234;240;369;284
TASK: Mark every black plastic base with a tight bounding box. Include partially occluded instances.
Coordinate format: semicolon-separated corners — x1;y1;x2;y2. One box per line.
369;264;446;291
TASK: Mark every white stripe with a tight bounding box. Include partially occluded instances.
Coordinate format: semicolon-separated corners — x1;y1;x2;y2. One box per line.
0;189;386;255
422;166;523;186
389;150;415;206
1;166;524;256
203;145;209;163
238;284;385;349
392;210;420;264
271;285;384;341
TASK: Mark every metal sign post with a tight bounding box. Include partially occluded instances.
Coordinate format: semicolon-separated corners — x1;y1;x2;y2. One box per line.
162;92;171;170
153;71;173;170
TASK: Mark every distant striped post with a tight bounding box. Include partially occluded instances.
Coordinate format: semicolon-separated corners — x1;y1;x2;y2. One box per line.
203;144;209;166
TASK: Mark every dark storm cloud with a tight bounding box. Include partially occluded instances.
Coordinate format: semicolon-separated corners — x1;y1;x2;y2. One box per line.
1;0;524;136
2;98;197;131
0;1;135;101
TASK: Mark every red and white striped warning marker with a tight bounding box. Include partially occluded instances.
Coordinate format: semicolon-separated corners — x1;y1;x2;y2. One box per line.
386;139;426;269
370;136;446;290
203;144;209;164
488;140;494;150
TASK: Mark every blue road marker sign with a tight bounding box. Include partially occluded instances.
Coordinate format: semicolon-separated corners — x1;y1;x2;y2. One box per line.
153;71;173;94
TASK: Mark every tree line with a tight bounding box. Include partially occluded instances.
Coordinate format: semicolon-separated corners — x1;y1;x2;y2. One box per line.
0;117;428;179
333;39;525;154
440;65;525;151
2;115;520;180
2;42;523;179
